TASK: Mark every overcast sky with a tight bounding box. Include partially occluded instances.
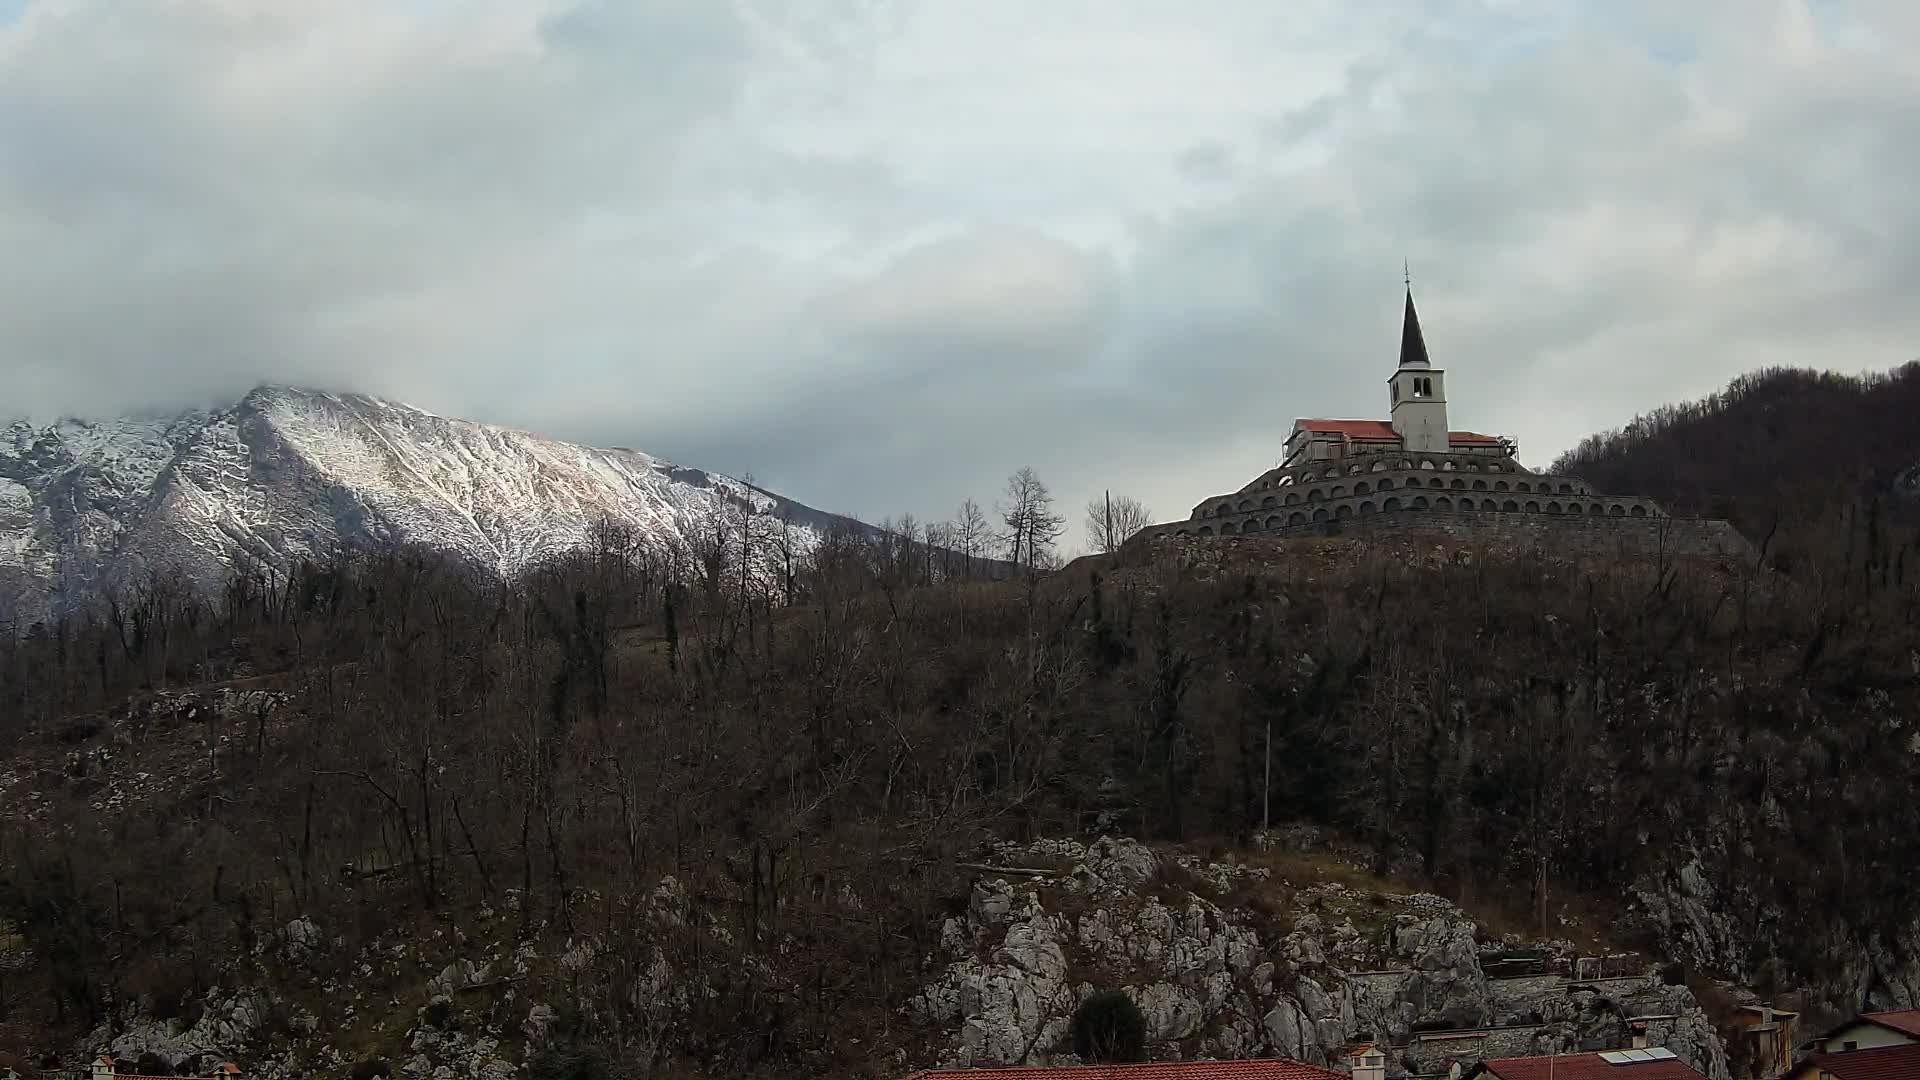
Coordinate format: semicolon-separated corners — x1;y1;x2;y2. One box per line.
3;0;1918;538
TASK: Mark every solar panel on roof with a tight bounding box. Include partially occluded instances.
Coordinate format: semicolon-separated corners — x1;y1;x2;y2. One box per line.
1598;1048;1680;1067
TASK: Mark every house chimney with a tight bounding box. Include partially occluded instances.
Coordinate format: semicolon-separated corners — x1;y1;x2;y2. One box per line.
1631;1022;1650;1050
1349;1042;1388;1080
92;1057;116;1080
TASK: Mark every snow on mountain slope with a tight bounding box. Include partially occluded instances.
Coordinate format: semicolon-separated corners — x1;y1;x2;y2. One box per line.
0;386;865;622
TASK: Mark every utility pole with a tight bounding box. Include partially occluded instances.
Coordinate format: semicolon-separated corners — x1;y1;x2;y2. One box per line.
1262;714;1272;833
1105;490;1113;553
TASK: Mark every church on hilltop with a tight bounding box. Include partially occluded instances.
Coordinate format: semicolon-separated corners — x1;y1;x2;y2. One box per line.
1281;288;1515;467
1131;287;1749;559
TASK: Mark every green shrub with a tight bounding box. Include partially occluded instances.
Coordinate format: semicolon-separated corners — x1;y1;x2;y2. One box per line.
1071;989;1147;1064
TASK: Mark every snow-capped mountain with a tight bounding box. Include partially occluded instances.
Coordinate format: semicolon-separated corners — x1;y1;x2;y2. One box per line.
0;386;865;622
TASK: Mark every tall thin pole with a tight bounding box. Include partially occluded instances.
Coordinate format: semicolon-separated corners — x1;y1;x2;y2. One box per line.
1105;490;1113;553
1263;715;1272;832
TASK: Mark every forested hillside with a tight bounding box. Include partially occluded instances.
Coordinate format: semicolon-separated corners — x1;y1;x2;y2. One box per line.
1553;361;1920;565
2;370;1919;1078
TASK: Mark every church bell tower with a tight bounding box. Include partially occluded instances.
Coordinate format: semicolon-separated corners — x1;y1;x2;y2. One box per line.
1388;284;1449;453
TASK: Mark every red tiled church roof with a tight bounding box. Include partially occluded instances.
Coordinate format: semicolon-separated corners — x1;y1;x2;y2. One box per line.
900;1061;1347;1080
1292;419;1504;446
1295;419;1400;441
1802;1043;1920;1080
1479;1053;1706;1080
1860;1009;1920;1038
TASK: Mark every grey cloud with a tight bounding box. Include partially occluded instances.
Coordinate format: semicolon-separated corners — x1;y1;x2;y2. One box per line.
2;1;1918;553
1;0;761;418
1175;143;1235;184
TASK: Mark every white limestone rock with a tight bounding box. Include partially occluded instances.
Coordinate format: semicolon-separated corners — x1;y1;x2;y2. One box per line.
426;960;489;998
99;988;271;1068
1132;982;1206;1042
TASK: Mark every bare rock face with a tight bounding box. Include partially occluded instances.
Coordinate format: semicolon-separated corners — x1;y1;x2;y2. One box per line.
96;988;272;1072
426;960;491;999
261;916;328;970
910;838;1733;1080
914;880;1076;1066
1635;847;1920;1016
1395;916;1495;1029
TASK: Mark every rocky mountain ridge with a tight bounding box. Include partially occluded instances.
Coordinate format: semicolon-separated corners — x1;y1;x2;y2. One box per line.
0;387;864;622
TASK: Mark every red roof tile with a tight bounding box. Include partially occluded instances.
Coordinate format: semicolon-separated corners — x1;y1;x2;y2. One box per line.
1805;1042;1920;1080
900;1060;1347;1080
1862;1009;1920;1038
1295;419;1399;440
1482;1053;1707;1080
1292;419;1505;447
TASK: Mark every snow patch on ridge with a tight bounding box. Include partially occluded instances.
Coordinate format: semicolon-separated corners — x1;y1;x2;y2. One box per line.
0;387;861;620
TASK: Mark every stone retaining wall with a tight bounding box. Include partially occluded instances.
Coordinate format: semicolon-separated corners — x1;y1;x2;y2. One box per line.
1139;509;1753;562
1307;509;1752;560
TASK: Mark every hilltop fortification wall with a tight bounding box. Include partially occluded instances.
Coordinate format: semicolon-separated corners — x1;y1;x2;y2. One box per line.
1292;509;1753;561
1137;508;1752;562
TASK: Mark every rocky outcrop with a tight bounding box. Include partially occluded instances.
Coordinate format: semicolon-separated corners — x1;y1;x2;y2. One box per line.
911;838;1732;1080
95;989;272;1073
1634;849;1920;1016
69;839;1739;1080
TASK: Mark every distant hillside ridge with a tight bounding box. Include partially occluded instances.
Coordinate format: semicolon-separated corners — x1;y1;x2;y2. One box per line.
1553;361;1920;521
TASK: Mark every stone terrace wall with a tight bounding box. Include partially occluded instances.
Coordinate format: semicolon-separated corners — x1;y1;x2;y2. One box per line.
1287;509;1753;561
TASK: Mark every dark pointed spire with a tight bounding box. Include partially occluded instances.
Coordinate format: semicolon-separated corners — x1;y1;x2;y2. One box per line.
1399;282;1431;369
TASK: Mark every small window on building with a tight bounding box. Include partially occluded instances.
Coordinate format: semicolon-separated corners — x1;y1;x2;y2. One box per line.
1393;382;1401;403
1844;1042;1859;1052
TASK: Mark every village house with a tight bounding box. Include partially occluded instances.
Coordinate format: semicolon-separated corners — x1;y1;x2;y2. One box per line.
1725;1004;1800;1079
1777;1008;1920;1080
1783;1042;1920;1080
1809;1009;1920;1054
1464;1049;1709;1080
896;1062;1346;1080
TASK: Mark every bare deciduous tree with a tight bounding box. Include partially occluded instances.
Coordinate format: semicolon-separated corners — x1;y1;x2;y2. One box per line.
1084;491;1153;554
998;467;1065;575
952;498;990;579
